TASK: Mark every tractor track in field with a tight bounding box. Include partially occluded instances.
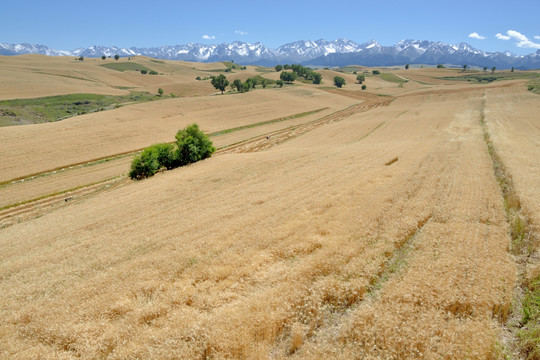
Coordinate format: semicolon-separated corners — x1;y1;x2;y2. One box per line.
218;96;394;154
0;97;393;228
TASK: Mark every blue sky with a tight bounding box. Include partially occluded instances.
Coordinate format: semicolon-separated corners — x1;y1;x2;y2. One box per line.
2;0;539;55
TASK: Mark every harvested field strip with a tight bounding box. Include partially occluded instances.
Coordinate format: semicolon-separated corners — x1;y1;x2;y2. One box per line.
0;151;139;187
0;108;333;186
288;92;516;358
480;91;540;358
0;177;126;228
219;98;394;154
209;108;328;136
0;103;380;226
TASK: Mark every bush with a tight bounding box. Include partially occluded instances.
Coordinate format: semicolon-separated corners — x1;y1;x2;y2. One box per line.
362;84;367;90
372;70;380;75
174;124;215;167
141;69;148;74
129;144;169;180
129;125;214;180
280;71;297;83
333;76;346;88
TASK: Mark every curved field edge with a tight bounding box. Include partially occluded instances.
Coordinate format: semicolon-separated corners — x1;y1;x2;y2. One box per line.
481;91;540;359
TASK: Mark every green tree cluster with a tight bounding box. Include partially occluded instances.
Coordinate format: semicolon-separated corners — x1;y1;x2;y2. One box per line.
280;71;298;83
211;74;229;94
129;124;215;180
275;64;322;84
333;76;346;88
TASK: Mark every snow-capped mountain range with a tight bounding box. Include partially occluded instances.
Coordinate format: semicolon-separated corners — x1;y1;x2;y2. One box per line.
2;39;540;69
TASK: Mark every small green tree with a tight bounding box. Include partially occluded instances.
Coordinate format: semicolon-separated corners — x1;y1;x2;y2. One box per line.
174;124;215;166
491;66;496;74
158;88;164;96
141;69;148;74
280;71;297;83
261;78;269;88
276;80;284;88
405;64;410;70
333;76;346;88
356;74;366;84
437;64;445;68
211;74;229;94
463;64;468;72
483;66;488;72
312;72;322;84
78;56;84;61
101;55;106;60
114;54;120;61
362;84;367;90
275;64;283;72
511;66;515;72
372;70;380;75
129;144;173;180
233;79;243;92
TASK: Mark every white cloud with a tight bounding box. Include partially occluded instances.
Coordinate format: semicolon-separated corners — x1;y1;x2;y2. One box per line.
496;33;511;40
535;35;540;40
202;35;215;40
235;30;248;35
468;32;486;40
506;30;540;49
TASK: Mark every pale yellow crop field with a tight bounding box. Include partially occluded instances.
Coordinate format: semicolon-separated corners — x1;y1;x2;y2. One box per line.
0;58;539;359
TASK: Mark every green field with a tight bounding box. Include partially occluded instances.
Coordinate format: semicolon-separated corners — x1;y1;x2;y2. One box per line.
100;62;154;72
527;78;540;94
379;72;408;85
0;92;159;126
439;71;540;83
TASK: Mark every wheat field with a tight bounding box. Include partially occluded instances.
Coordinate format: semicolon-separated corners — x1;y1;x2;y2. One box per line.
0;56;539;359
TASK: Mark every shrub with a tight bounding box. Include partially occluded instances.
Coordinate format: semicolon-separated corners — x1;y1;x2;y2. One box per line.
174;124;215;167
233;79;243;92
129;125;214;180
312;72;322;84
333;76;346;88
362;84;367;90
149;70;159;75
141;69;148;74
275;64;283;72
129;147;160;179
372;70;380;75
276;80;284;88
280;71;297;83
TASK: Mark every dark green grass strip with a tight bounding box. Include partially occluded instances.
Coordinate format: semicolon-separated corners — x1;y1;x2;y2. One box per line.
480;93;540;359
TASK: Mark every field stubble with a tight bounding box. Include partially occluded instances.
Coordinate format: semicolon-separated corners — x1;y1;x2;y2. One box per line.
0;84;520;358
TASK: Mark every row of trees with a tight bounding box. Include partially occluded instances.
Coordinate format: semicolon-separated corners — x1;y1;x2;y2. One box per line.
210;74;276;94
129;124;215;180
276;64;322;84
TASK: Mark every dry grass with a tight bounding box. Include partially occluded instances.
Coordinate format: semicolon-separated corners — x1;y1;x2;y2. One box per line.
1;57;538;358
